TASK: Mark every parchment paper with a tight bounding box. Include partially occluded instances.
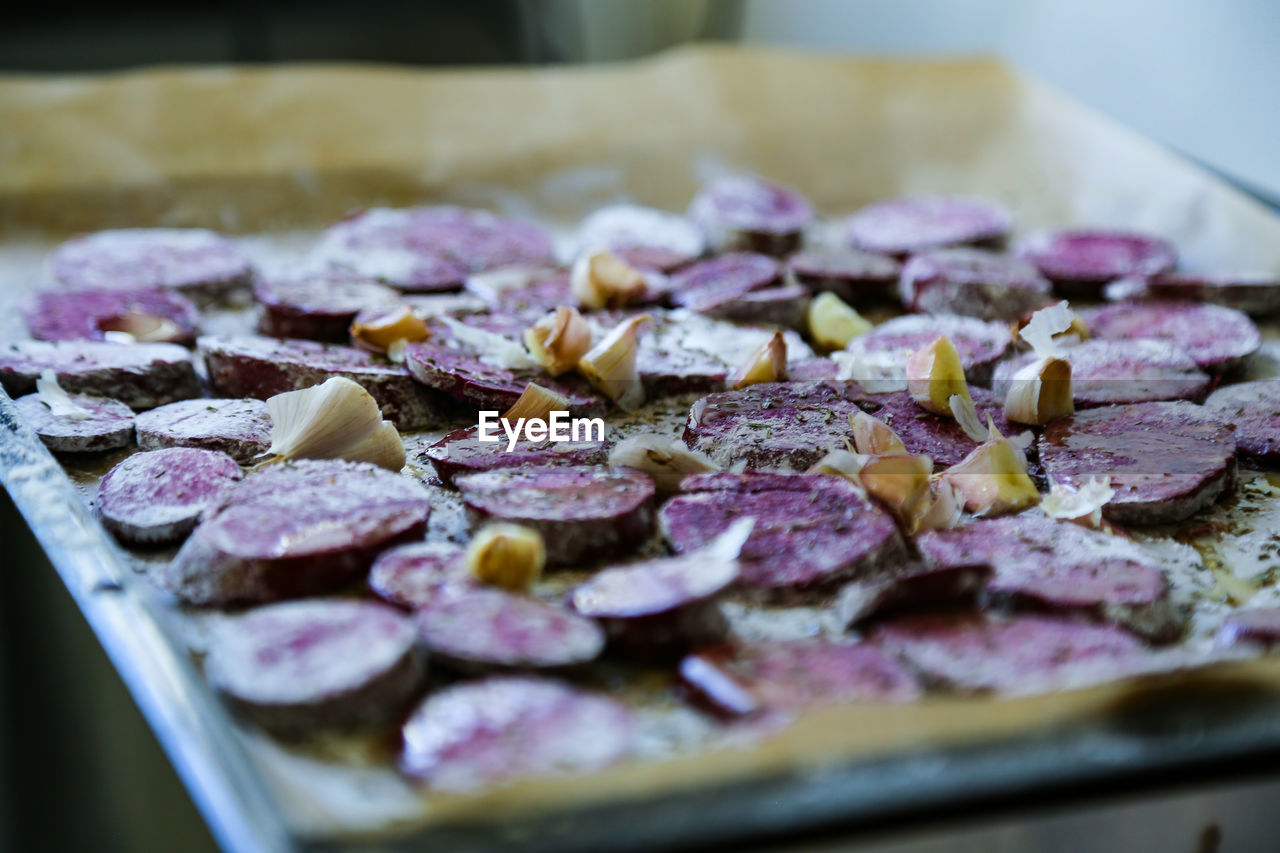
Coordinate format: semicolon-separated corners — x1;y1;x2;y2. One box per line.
4;46;1280;843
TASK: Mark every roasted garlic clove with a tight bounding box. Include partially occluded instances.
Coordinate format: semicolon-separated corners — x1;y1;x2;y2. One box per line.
350;305;430;354
524;306;591;376
608;435;719;494
265;376;405;471
577;314;652;410
941;437;1039;518
729;331;787;390
465;523;546;592
503;382;572;423
1003;355;1074;426
906;336;971;415
570;250;648;310
807;291;873;351
850;410;906;455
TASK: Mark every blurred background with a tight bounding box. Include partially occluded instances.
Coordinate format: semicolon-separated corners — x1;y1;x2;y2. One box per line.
3;2;1278;851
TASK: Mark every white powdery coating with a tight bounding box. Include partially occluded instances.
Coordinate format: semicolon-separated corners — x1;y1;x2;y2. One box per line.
572;205;706;259
97;447;242;542
135;398;272;457
205;599;415;705
50;228;250;290
841;314;1008;378
15;392;134;452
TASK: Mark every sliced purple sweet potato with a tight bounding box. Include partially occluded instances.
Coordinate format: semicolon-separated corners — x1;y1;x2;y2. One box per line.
23;287;201;345
456;465;654;567
198;334;451;430
162;459;431;605
668;253;785;317
134;398;271;464
1038;401;1237;525
368;541;470;610
835;562;992;628
870;613;1147;693
1217;607;1280;648
573;204;706;268
415;586;605;671
1079;300;1261;373
688;176;814;255
659;472;905;600
48;228;253;306
0;340;200;410
463;267;574;317
1205;380;1280;462
399;676;636;790
97;447;242;544
844;195;1012;257
1133;271;1280;316
786;246;901;303
1015;229;1176;298
898;248;1052;322
314;206;554;292
421;426;608;487
571;551;738;659
14;391;135;453
993;339;1211;408
254;275;404;341
915;515;1179;641
679;639;922;716
841;314;1009;385
205;599;424;735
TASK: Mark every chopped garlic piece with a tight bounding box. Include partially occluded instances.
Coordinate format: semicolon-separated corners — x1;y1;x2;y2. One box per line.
571;250;647;310
1004;355;1074;426
503;382;572;423
850;410;906;455
729;331;786;390
350;305;430;354
466;523;545;592
1042;476;1114;528
265;376;405;471
941;436;1039;518
1018;300;1076;358
906;336;970;415
438;316;538;369
577;314;651;410
35;370;90;420
608;435;719;493
524;307;591;376
807;292;872;351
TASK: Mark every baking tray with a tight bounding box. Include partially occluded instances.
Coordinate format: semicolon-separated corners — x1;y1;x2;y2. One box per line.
6;47;1280;852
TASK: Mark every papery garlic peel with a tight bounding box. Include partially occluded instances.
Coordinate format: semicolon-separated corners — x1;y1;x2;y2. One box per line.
35;370;90;420
608;435;719;493
524;307;591;376
577;314;652;410
265;376;405;471
502;382;572;423
571;251;647;310
1003;355;1074;426
850;410;906;455
729;331;787;390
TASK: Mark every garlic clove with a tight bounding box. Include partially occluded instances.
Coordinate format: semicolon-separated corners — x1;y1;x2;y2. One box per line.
35;369;91;420
1003;355;1074;426
850;410;906;455
807;448;870;487
570;250;647;310
941;438;1039;518
524;306;591;376
576;313;652;410
350;305;430;354
906;336;971;415
857;452;934;523
503;382;572;423
910;478;964;534
807;291;873;351
728;331;787;390
98;312;182;343
465;523;546;592
265;376;405;470
608;435;719;493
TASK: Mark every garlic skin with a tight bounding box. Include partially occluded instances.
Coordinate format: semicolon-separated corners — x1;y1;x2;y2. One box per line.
437;316;539;369
465;523;546;592
941;437;1039;518
502;382;572;422
610;435;720;493
807;292;872;351
577;314;652;410
728;331;787;390
265;376;405;471
1042;476;1114;529
949;393;989;443
1003;355;1074;426
911;479;964;533
99;312;183;343
35;369;90;420
350;305;430;354
570;251;647;310
906;336;971;415
1016;300;1079;356
524;307;592;377
850;410;906;455
807;449;870;487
